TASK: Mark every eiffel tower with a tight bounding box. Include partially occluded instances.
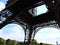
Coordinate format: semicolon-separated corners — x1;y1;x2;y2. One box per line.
0;0;60;45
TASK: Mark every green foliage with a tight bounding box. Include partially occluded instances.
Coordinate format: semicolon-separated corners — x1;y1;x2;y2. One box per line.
0;38;53;45
6;39;17;45
40;43;53;45
16;42;20;45
43;43;53;45
31;39;39;45
0;38;6;45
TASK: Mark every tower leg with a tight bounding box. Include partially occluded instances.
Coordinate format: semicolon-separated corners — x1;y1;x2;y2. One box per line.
24;26;33;45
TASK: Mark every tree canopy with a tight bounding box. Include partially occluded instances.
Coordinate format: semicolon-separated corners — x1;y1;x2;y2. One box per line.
0;37;53;45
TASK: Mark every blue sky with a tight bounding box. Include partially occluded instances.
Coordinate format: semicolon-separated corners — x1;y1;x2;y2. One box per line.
0;0;60;45
35;27;60;44
0;24;24;41
0;0;7;11
0;0;7;4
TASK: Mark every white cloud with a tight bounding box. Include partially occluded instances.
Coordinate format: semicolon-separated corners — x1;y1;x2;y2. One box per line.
35;27;60;44
0;24;25;41
0;2;5;11
47;33;60;39
0;24;60;44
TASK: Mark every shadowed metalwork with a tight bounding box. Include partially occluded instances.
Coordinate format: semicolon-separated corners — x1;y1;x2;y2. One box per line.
0;0;60;45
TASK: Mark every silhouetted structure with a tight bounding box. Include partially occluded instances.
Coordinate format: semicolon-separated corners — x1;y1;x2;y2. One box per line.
0;0;60;45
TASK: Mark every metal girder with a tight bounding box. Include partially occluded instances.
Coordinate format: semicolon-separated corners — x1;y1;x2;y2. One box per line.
0;0;59;29
0;0;60;45
33;21;60;33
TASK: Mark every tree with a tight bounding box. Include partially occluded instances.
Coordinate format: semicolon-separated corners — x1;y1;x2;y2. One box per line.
20;42;24;45
31;39;39;45
6;39;17;45
6;39;11;45
40;43;53;45
16;42;21;45
11;40;17;45
0;38;6;45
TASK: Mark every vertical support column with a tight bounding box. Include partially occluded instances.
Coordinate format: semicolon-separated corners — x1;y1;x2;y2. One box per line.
31;30;36;45
24;26;33;45
31;28;39;45
24;6;37;45
27;26;33;45
24;29;30;45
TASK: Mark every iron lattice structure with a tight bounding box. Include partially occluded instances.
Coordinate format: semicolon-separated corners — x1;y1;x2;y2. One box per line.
0;0;60;45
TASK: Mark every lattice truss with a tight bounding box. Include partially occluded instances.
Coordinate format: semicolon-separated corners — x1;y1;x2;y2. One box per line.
0;0;60;45
0;10;12;23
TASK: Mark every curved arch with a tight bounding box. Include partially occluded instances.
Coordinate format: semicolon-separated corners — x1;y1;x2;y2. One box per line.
35;25;60;34
31;21;60;44
35;27;60;35
33;21;60;34
34;27;60;44
1;23;25;42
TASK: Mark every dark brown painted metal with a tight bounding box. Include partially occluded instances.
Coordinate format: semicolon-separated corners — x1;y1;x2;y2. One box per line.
0;0;60;45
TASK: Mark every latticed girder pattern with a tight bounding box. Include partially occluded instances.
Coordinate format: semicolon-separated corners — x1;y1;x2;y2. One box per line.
0;9;12;24
33;20;60;36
